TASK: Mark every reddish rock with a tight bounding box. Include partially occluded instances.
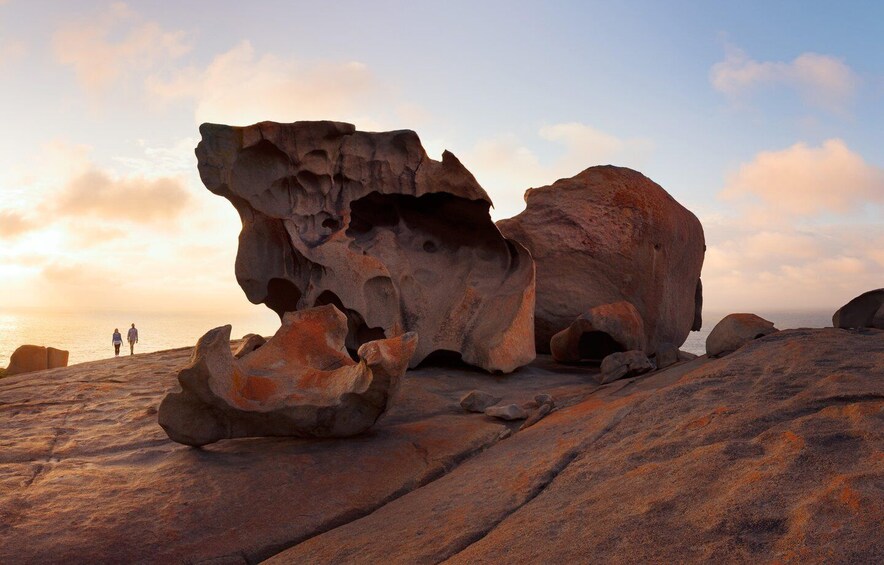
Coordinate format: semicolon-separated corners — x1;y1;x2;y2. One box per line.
7;345;48;376
498;166;705;355
550;301;646;363
0;342;595;564
269;328;884;564
158;305;417;446
706;313;778;357
196;121;535;373
833;288;884;329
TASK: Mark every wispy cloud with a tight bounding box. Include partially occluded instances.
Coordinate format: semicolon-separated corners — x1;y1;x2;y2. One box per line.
55;167;190;224
710;45;859;113
52;2;192;92
147;40;384;126
0;210;37;239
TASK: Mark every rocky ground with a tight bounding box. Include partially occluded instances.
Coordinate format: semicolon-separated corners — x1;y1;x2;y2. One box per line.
1;328;882;564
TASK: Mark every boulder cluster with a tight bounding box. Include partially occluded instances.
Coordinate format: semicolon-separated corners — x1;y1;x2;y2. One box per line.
155;120;712;445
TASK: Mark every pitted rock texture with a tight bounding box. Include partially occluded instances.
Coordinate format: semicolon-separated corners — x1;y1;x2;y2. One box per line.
550;301;646;363
706;313;778;358
196;120;535;373
158;305;417;446
833;288;884;329
497;165;704;354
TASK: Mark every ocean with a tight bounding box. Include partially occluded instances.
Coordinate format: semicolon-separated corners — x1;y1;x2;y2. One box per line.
0;307;835;369
0;307;281;368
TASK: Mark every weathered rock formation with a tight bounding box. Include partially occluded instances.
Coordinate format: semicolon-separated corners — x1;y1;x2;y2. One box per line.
7;345;69;376
196;120;535;373
549;301;646;363
706;313;778;357
497;166;704;355
158;305;417;446
833;288;884;329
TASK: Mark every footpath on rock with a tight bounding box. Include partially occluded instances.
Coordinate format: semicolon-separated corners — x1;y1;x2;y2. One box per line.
1;327;881;564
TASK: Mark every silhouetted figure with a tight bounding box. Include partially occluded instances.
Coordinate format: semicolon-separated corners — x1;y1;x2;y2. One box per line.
112;328;122;356
127;323;139;355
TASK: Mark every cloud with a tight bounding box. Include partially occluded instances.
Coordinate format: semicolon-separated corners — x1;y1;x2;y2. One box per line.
721;139;884;221
0;210;37;238
52;2;191;91
55;168;190;224
463;123;653;220
700;218;884;311
147;40;383;126
710;46;858;112
0;39;24;67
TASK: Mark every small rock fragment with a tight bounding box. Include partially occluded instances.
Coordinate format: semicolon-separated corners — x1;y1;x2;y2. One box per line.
460;390;502;413
534;393;555;408
233;333;267;359
599;351;654;384
654;342;679;369
485;404;529;421
677;350;698;361
520;402;553;430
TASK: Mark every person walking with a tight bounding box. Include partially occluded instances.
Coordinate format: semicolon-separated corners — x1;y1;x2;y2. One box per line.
112;328;123;356
127;323;139;355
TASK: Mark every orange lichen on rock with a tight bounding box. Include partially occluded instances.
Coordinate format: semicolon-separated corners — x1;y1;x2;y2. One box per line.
158;304;417;446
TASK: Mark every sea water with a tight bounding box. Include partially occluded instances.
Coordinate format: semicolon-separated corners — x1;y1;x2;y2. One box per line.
0;307;281;368
0;307;835;369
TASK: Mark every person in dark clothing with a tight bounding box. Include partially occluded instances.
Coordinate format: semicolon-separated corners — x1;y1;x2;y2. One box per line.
112;328;122;356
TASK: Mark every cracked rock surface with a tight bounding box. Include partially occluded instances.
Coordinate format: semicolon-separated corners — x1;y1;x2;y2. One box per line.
196;120;535;373
1;329;881;564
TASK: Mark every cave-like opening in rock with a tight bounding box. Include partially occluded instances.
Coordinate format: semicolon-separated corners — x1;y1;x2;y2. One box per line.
578;331;625;362
314;290;385;357
265;278;302;319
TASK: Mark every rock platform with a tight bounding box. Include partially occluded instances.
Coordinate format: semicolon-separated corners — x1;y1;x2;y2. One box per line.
1;328;882;563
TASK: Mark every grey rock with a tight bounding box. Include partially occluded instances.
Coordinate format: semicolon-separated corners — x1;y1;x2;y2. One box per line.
460;390;503;413
599;351;654;384
520;402;553;430
654;342;679;369
832;288;884;329
485;404;529;421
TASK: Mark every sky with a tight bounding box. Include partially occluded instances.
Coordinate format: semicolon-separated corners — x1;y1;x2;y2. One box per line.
0;0;881;316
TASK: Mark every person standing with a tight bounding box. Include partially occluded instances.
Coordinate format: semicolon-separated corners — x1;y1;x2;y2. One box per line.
112;328;123;356
127;323;139;355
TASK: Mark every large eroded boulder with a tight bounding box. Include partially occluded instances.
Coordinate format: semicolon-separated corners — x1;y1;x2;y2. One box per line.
196;121;535;373
833;288;884;329
497;165;704;354
158;305;417;446
706;313;778;357
7;345;69;376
